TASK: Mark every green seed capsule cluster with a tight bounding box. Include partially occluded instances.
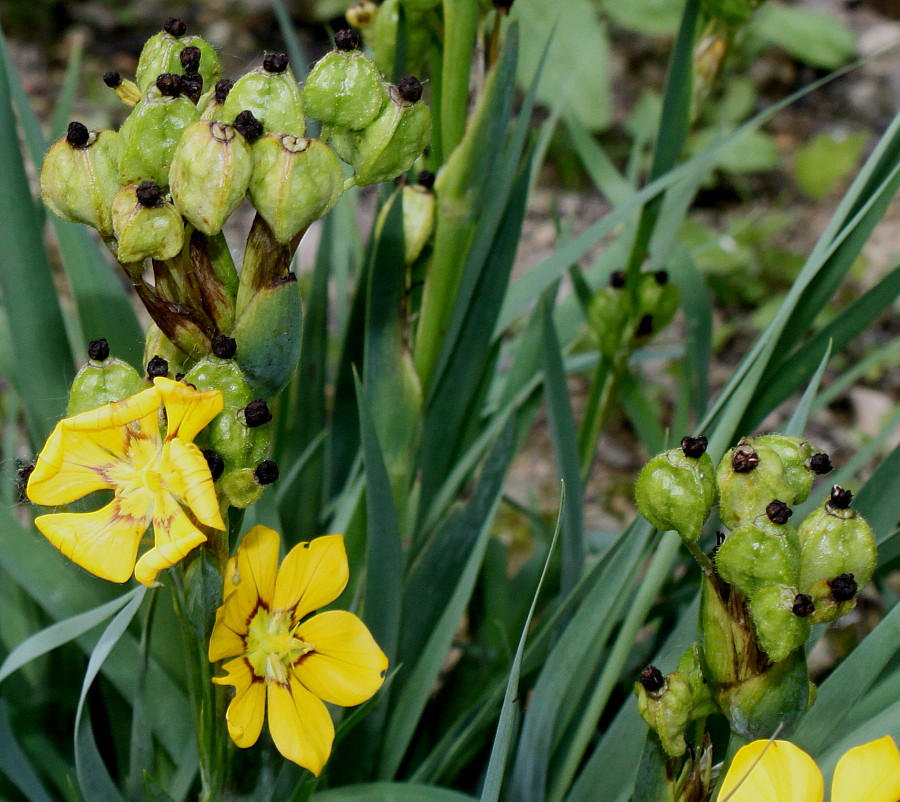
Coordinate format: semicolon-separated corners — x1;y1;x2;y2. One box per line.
635;432;877;746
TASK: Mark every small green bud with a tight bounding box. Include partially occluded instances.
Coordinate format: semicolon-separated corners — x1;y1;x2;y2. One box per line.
634;666;693;757
374;182;436;264
40;124;120;237
220;56;306;137
747;583;811;663
753;434;826;504
634;270;679;342
135;19;220;95
66;348;144;415
797;486;876;624
587;283;631;358
169;121;253;235
716;439;796;529
248;134;344;244
199;78;235;121
118;81;200;187
337;80;431;185
303;33;388;130
112;181;185;262
715;519;800;594
142;322;184;375
634;436;716;542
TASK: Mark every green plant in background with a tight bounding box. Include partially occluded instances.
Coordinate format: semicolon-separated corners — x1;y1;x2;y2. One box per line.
1;0;899;801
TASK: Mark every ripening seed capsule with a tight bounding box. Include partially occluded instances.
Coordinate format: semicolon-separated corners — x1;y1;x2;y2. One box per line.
373;181;436;264
66;351;144;416
112;181;185;263
135;20;221;95
372;0;431;76
634;271;679;342
753;434;824;504
220;56;306;137
716;439;796;529
634;668;694;757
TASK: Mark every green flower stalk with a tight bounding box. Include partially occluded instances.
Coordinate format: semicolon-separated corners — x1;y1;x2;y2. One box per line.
66;339;144;415
112;181;185;263
40;122;120;238
135;18;221;95
220;53;306;138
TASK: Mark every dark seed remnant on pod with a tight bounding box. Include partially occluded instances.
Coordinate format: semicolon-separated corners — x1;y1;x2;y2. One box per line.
810;453;833;475
180;46;202;73
136;181;164;208
610;270;626;288
715;531;727;547
103;71;122;88
163;17;187;37
156;73;183;97
766;500;793;525
147;355;169;379
635;314;654;337
638;665;665;695
174;372;185;381
654;269;669;285
335;29;361;51
88;338;110;361
214;79;235;104
255;459;280;485
15;464;35;502
233;110;264;142
66;121;90;148
680;435;708;459
829;573;858;602
181;73;203;103
263;52;289;73
417;170;435;189
792;593;815;618
732;444;759;473
202;449;225;481
829;485;853;510
244;399;273;428
211;334;237;359
397;76;423;103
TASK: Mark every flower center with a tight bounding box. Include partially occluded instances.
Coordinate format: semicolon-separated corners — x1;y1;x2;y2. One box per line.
245;607;314;685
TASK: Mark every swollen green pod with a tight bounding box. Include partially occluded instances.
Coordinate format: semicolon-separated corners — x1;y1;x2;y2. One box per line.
112;181;184;263
220;53;305;137
135;18;220;95
66;341;144;416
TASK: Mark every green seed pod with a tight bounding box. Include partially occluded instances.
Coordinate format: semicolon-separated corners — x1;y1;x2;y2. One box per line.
169;121;253;235
338;79;431;185
635;436;716;542
220;54;305;137
587;280;631;358
746;584;811;663
66;344;144;416
373;0;431;77
303;33;388;130
716;439;796;529
248;134;344;244
40;124;120;238
753;434;831;504
797;486;876;624
118;80;200;188
374;182;436;264
142;323;184;374
199;78;234;121
112;181;184;263
135;19;220;95
715;519;800;594
634;666;693;757
677;644;718;719
635;271;680;342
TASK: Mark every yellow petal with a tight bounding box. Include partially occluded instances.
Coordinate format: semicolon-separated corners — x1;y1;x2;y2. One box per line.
34;501;148;583
133;492;207;585
267;675;334;776
832;736;900;802
293;610;387;706
154;377;223;443
214;657;266;748
209;555;246;662
717;740;823;802
63;386;161;432
273;534;349;621
164;439;225;530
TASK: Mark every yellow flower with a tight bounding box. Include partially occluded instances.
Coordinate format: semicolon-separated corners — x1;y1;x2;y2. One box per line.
208;526;387;775
27;377;224;585
718;736;900;802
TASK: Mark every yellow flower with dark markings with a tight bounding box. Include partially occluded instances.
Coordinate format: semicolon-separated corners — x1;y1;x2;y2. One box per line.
718;736;900;802
27;377;224;585
208;526;387;775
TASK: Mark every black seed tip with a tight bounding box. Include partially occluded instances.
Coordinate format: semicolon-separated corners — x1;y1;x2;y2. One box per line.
335;29;361;51
715;530;727;547
732;444;760;473
397;75;423;103
233;110;263;142
180;45;201;73
156;73;183;97
211;334;237;359
180;73;203;103
810;453;833;475
635;314;654;338
610;270;627;289
654;269;669;286
214;78;234;104
174;372;185;381
66;121;90;148
417;170;435;189
244;399;273;428
15;463;35;503
830;573;858;602
202;449;225;481
103;70;122;88
638;665;665;694
263;52;289;73
766;499;793;525
163;17;187;37
254;459;279;485
792;593;815;618
829;485;853;509
147;355;169;379
136;180;164;208
680;435;708;459
88;338;110;361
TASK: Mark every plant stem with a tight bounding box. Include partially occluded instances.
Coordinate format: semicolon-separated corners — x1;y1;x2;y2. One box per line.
577;353;620;483
440;0;479;157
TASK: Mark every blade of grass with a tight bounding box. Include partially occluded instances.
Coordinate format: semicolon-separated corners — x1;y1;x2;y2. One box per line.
784;340;832;436
49;34;84;139
271;0;309;81
0;701;55;802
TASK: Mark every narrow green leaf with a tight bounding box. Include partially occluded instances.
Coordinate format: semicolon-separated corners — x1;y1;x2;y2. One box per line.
271;0;309;81
565;117;631;204
0;701;55;802
784;340;832;437
618;366;666;455
50;35;84;139
752;4;856;70
313;784;476;802
855;443;900;545
668;247;711;419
